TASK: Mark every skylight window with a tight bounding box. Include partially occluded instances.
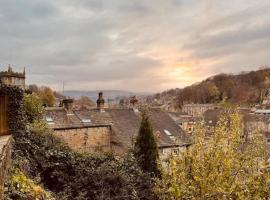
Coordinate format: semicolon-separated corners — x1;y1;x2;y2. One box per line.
170;135;176;141
82;119;91;123
45;116;54;125
164;129;172;136
46;116;53;122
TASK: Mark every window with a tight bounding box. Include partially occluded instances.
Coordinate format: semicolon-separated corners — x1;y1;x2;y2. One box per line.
172;149;179;155
82;119;91;123
15;78;20;85
164;129;172;136
46;116;54;125
169;135;176;141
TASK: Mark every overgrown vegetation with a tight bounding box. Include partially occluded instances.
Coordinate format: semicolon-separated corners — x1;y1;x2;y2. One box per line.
28;85;57;107
3;84;270;200
5;93;157;200
157;112;270;199
5;167;55;200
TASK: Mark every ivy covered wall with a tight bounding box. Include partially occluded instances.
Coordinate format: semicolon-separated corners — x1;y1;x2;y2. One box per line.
0;81;26;136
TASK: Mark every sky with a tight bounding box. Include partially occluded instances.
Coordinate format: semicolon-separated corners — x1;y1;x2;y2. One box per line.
0;0;270;92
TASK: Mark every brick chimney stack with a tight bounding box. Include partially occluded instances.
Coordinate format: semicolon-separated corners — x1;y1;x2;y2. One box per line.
130;96;138;108
97;92;105;111
62;99;74;111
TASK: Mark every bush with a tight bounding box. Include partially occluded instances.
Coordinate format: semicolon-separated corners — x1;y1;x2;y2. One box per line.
5;167;55;200
10;126;157;200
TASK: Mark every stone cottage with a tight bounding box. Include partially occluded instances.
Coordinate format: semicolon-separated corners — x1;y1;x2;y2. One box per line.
44;92;190;159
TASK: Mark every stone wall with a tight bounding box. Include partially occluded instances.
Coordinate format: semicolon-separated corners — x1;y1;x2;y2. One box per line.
53;126;111;152
0;136;12;200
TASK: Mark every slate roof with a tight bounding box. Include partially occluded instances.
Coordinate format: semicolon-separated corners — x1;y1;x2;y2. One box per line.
107;109;141;149
148;109;190;147
44;107;190;149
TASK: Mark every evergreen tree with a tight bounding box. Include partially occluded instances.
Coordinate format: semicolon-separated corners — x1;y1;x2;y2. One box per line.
134;111;160;177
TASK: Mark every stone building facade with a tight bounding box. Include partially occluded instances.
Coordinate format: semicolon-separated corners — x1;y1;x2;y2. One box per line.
182;104;216;117
53;126;112;152
0;66;26;89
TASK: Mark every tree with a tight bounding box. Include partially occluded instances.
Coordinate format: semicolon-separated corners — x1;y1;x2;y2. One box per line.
157;112;270;199
38;86;56;107
75;96;95;108
28;84;39;94
134;111;160;177
23;93;44;123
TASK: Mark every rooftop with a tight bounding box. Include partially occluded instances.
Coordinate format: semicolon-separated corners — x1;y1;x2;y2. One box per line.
44;107;190;150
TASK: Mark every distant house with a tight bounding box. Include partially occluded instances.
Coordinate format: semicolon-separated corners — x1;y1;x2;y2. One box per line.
168;112;198;134
182;104;217;117
0;66;26;89
44;92;191;159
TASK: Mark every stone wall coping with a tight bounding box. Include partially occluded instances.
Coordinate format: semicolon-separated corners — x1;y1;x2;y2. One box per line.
0;135;11;162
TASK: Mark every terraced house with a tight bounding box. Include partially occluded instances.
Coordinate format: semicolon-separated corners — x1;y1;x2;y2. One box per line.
44;93;190;160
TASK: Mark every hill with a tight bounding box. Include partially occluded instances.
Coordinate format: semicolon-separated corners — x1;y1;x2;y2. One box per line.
151;67;270;109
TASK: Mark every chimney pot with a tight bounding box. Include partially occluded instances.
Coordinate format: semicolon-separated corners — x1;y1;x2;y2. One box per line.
62;99;74;111
97;92;105;111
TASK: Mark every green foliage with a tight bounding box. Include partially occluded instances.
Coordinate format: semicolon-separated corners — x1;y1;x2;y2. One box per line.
0;83;26;134
157;112;270;200
3;84;157;199
24;93;44;123
134;111;160;177
11;125;157;200
5;167;55;200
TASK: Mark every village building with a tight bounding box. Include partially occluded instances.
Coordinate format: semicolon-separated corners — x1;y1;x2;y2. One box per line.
44;92;191;160
182;104;217;117
0;66;26;89
168;112;198;134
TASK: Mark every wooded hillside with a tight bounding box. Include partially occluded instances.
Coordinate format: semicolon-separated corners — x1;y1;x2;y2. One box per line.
154;67;270;108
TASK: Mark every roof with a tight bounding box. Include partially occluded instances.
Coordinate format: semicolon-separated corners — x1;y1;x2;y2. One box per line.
243;113;270;123
183;104;214;107
45;107;112;129
204;109;223;126
148;109;190;147
254;110;270;114
44;107;190;150
168;112;197;122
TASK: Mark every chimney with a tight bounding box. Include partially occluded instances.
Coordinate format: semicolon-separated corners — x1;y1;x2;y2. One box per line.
62;99;74;111
97;92;105;111
130;96;138;108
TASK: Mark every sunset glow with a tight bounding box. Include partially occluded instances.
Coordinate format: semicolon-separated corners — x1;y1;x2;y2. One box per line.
0;0;270;92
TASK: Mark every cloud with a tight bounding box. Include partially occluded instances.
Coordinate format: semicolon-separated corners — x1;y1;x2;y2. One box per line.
0;0;270;92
